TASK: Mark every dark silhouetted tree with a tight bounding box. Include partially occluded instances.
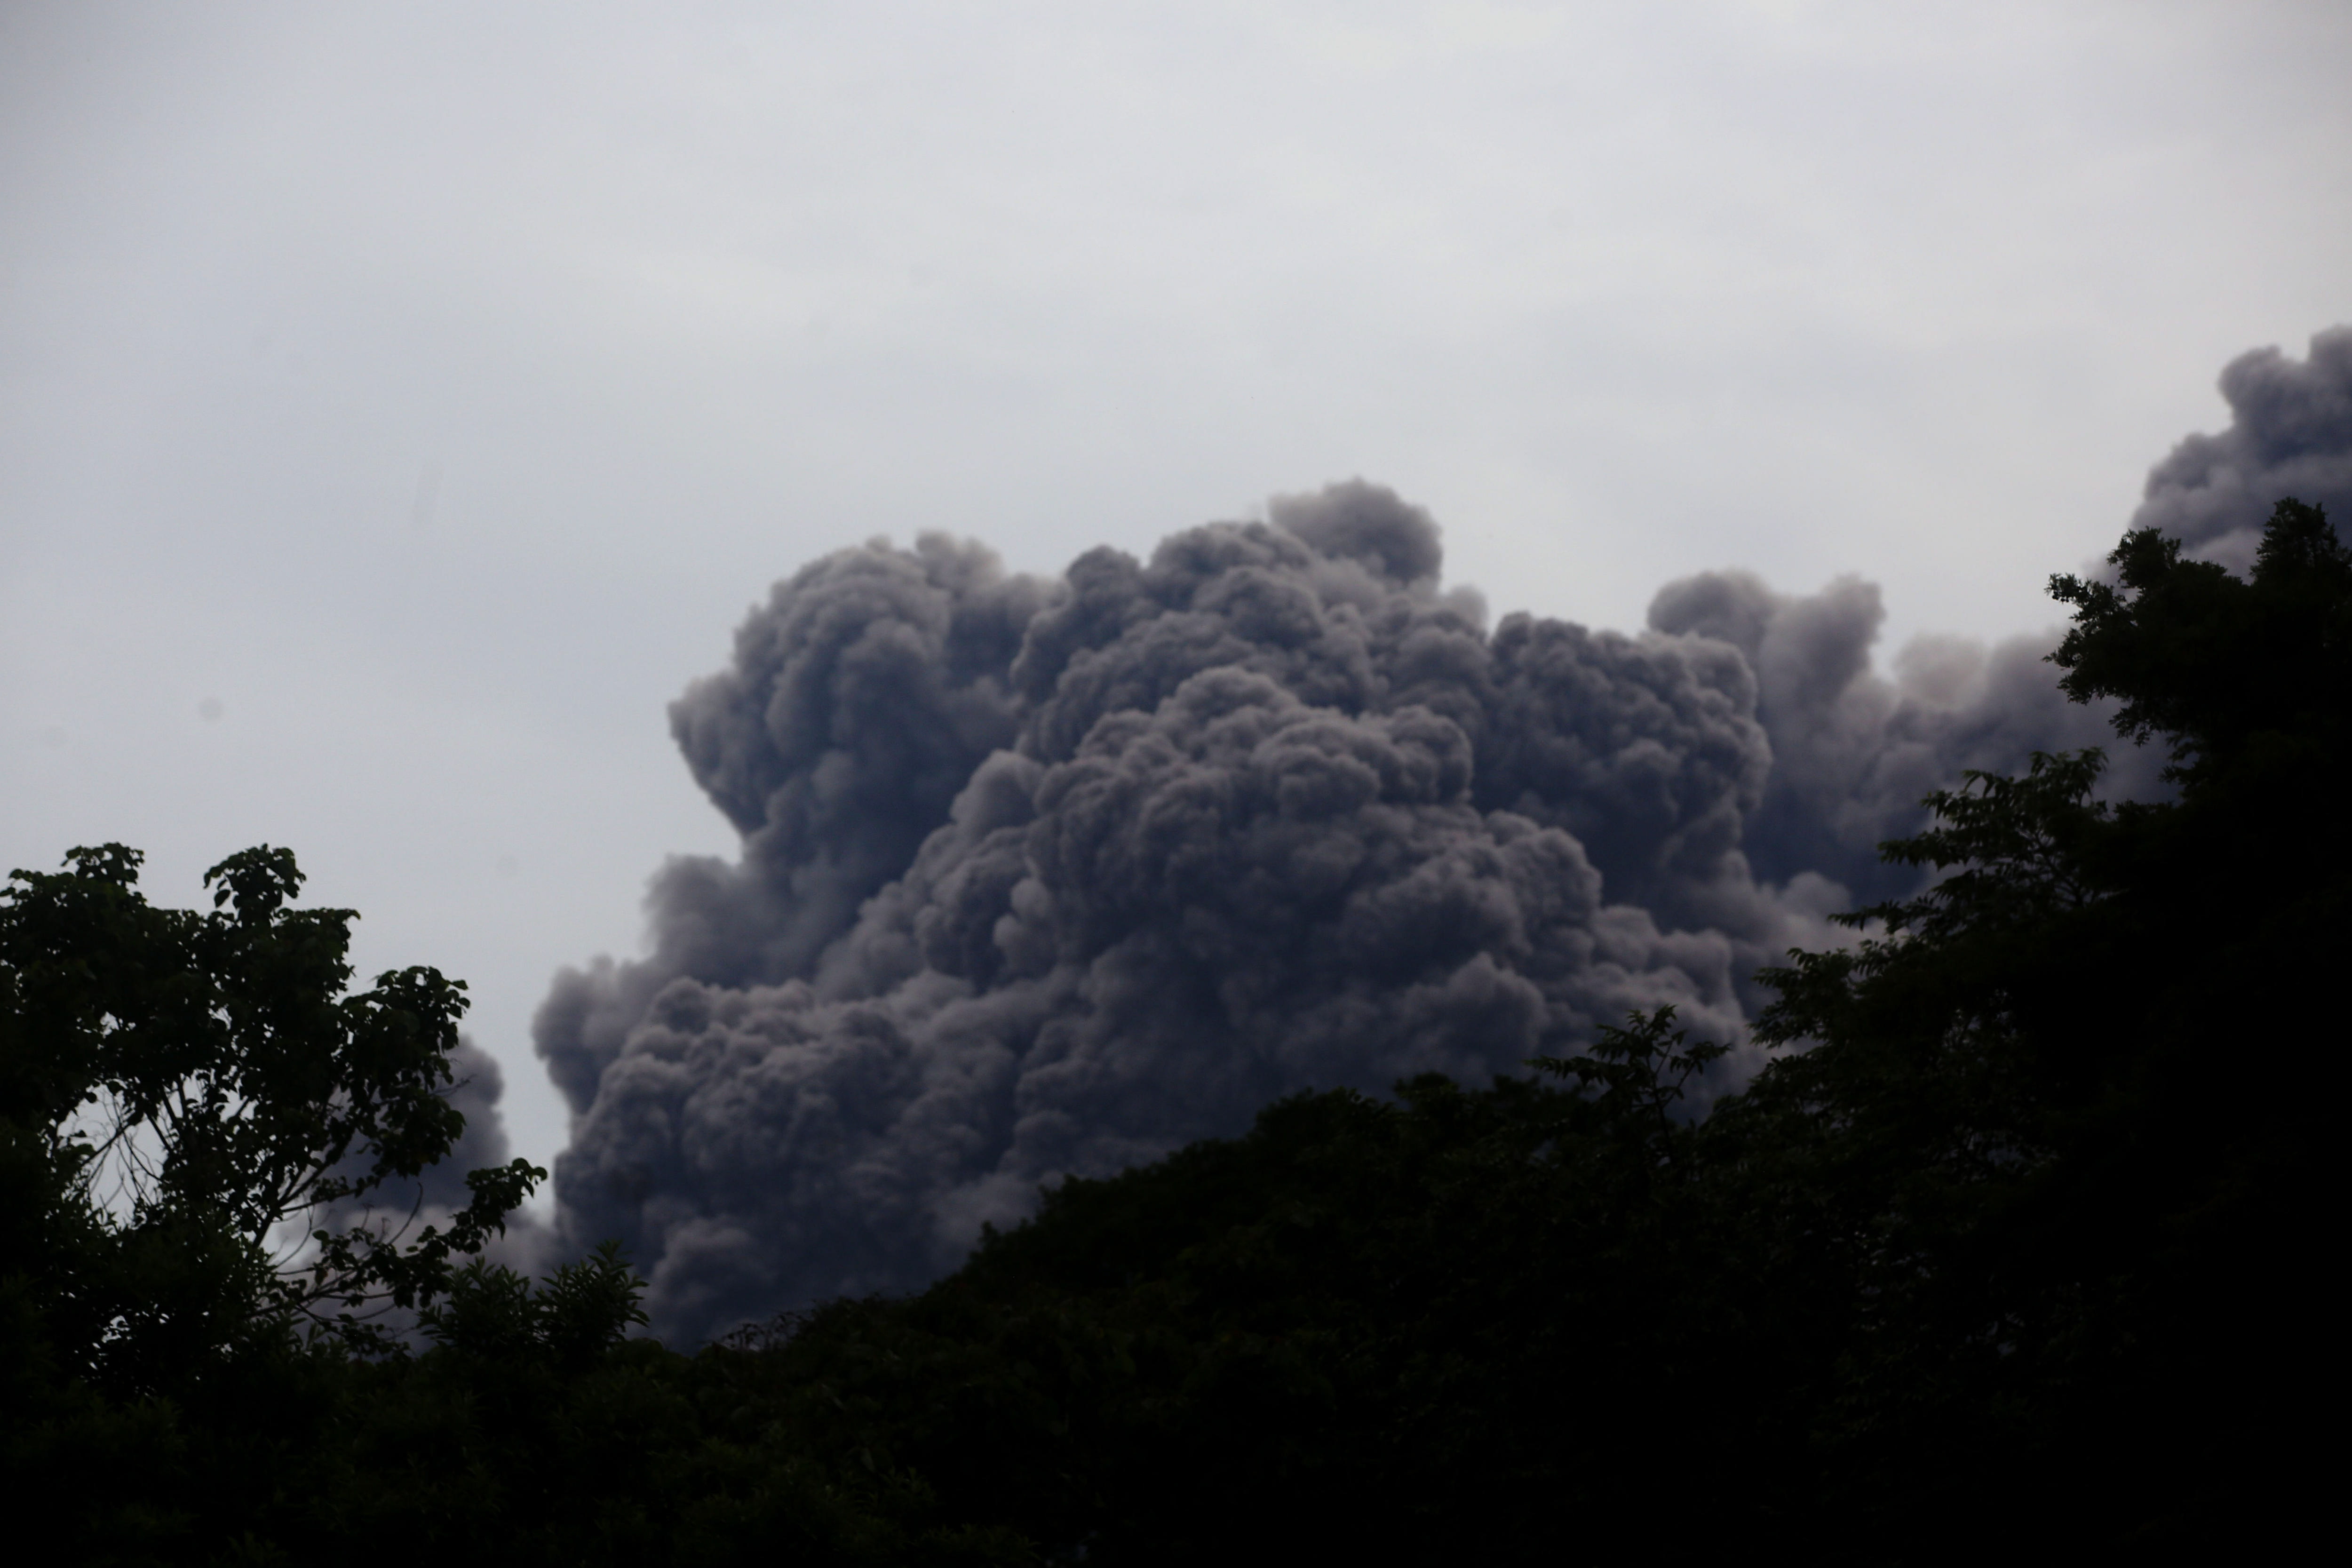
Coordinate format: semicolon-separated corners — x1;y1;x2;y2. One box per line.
0;843;542;1384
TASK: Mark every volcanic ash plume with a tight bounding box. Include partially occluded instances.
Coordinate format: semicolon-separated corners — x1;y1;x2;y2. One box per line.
520;478;2145;1343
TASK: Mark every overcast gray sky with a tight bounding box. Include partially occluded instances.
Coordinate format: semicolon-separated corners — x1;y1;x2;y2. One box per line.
6;0;2348;1192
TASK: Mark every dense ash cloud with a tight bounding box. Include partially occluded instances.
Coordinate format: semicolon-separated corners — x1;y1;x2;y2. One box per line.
534;482;1902;1341
531;472;2169;1344
390;330;2347;1344
2133;326;2352;572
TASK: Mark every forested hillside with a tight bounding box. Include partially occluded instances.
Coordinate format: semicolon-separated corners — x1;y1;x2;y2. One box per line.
6;501;2339;1564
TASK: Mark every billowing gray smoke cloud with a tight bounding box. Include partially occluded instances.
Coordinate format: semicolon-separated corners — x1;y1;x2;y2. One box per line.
2132;326;2352;572
523;475;2164;1344
366;330;2339;1344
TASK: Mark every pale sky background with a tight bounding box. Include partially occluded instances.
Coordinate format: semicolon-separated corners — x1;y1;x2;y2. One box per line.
6;0;2349;1195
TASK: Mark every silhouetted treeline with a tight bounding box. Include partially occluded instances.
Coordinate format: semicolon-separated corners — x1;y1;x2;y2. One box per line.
6;502;2339;1564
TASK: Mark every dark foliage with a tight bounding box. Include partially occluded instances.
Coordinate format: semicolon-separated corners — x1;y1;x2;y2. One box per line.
6;500;2337;1562
0;847;1019;1565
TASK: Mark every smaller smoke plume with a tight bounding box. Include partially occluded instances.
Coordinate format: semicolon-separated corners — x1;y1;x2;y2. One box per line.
2133;326;2352;572
310;1035;550;1292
